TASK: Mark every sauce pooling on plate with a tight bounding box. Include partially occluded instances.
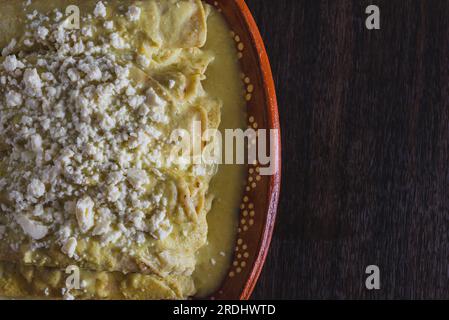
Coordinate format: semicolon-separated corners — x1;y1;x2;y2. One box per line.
193;5;246;297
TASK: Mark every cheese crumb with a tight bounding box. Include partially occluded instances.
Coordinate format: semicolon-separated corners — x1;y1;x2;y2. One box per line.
92;208;112;236
16;215;48;240
137;54;150;68
126;168;149;189
37;26;49;40
2;38;17;57
23;68;43;96
0;2;196;257
27;179;46;198
5;90;23;107
75;196;95;233
110;33;126;49
94;1;107;18
148;210;172;240
104;21;114;30
127;5;141;22
61;237;77;258
146;88;167;108
3;55;24;72
30;134;43;153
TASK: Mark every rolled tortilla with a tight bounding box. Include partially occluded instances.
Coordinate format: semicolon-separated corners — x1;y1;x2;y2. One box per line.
140;0;207;48
0;261;196;299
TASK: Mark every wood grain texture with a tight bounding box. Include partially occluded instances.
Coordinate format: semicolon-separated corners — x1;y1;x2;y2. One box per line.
247;0;449;299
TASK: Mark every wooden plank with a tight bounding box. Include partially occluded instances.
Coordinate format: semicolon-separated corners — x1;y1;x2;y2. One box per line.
247;0;449;299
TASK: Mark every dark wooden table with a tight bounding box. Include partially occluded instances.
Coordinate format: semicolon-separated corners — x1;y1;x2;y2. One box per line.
247;0;449;299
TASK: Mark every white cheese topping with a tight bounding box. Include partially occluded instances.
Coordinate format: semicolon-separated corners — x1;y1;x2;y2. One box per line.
110;33;127;49
92;208;113;236
137;54;150;68
94;1;107;18
104;20;114;30
16;215;48;240
0;1;189;258
5;90;23;107
126;168;150;189
61;237;77;258
3;55;24;72
30;134;43;153
148;210;172;240
127;5;142;22
23;68;43;96
75;197;95;233
27;179;46;198
36;26;49;40
2;38;17;57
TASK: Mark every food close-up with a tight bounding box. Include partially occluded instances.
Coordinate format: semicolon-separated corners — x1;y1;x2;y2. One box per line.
0;0;273;300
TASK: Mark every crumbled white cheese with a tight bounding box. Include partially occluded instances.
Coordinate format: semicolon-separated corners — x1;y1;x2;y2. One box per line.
146;88;168;123
92;208;112;236
61;237;77;258
137;54;150;68
107;185;120;202
127;5;141;22
128;95;145;108
54;10;63;22
1;38;17;57
5;90;23;107
16;215;48;240
0;3;189;255
30;134;43;153
107;171;124;185
36;26;49;40
110;33;126;49
104;21;114;30
126;168;150;189
168;79;176;89
23;68;43;96
81;26;93;37
146;88;167;108
101;230;122;245
126;86;136;96
148;210;172;240
57;224;71;242
75;196;95;233
27;179;46;198
3;55;24;72
131;210;147;231
94;1;107;18
67;68;80;82
136;232;145;244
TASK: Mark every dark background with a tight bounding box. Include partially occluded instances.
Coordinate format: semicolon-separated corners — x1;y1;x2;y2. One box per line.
246;0;449;299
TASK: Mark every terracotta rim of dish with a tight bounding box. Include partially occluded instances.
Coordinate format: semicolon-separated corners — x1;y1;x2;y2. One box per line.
232;0;281;300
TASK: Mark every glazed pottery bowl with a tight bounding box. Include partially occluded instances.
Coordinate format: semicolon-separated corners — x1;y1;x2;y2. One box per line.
205;0;281;300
